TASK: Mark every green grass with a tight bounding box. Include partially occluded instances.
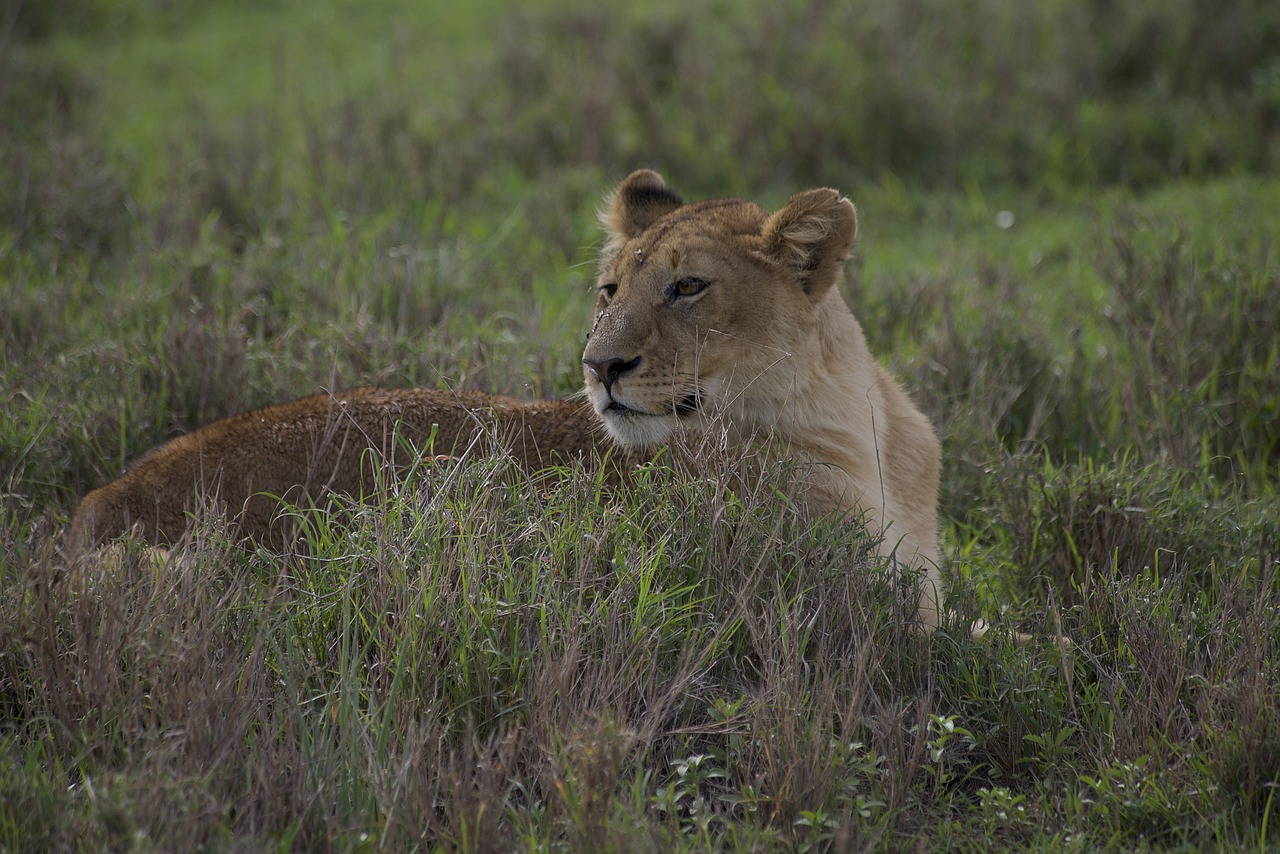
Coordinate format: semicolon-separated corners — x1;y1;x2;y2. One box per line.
3;0;1279;849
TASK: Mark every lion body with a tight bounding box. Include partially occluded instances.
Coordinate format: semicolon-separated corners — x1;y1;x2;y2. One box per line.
71;171;956;632
70;388;604;550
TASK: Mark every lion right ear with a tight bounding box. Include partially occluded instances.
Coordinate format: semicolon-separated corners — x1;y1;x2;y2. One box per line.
762;188;858;300
600;170;684;249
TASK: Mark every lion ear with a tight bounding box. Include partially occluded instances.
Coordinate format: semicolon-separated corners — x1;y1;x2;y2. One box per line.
601;170;685;246
761;188;857;299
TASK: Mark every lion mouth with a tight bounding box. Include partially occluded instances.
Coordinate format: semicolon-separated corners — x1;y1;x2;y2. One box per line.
601;393;700;418
674;394;700;416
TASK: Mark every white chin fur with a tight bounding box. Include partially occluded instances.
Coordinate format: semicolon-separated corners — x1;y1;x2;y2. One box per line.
599;411;678;447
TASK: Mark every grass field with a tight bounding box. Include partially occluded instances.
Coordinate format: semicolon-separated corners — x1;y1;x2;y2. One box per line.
3;0;1279;849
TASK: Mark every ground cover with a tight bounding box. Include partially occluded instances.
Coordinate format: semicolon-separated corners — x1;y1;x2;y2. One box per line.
2;0;1278;848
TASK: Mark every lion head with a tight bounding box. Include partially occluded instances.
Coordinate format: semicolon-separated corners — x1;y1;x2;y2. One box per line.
582;170;859;448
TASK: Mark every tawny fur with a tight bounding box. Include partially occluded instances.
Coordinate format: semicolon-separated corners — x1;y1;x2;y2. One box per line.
71;171;965;634
71;389;607;551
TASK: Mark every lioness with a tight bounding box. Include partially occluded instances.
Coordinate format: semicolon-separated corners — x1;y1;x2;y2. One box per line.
71;170;959;634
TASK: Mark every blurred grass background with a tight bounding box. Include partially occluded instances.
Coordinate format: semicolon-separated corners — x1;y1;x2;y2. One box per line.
2;0;1279;849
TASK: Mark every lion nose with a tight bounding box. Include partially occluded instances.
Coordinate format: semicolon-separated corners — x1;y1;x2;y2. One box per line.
583;356;641;391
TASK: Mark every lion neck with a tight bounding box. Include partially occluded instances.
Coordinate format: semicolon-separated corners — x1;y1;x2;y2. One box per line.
751;291;887;513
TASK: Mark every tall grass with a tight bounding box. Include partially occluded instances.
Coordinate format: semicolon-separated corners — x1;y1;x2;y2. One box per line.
461;0;1280;195
2;0;1279;848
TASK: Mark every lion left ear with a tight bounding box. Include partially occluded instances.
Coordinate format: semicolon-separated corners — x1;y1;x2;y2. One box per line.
762;188;858;299
600;170;685;250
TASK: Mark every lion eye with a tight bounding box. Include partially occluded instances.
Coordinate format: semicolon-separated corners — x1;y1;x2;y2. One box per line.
598;283;618;303
673;277;709;298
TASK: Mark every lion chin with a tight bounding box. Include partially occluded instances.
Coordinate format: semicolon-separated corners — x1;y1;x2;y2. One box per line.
594;407;682;448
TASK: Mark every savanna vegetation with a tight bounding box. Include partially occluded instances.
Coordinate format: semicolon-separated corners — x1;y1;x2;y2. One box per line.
2;0;1279;849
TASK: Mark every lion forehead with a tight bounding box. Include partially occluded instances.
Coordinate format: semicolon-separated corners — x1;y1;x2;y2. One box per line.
599;200;768;276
